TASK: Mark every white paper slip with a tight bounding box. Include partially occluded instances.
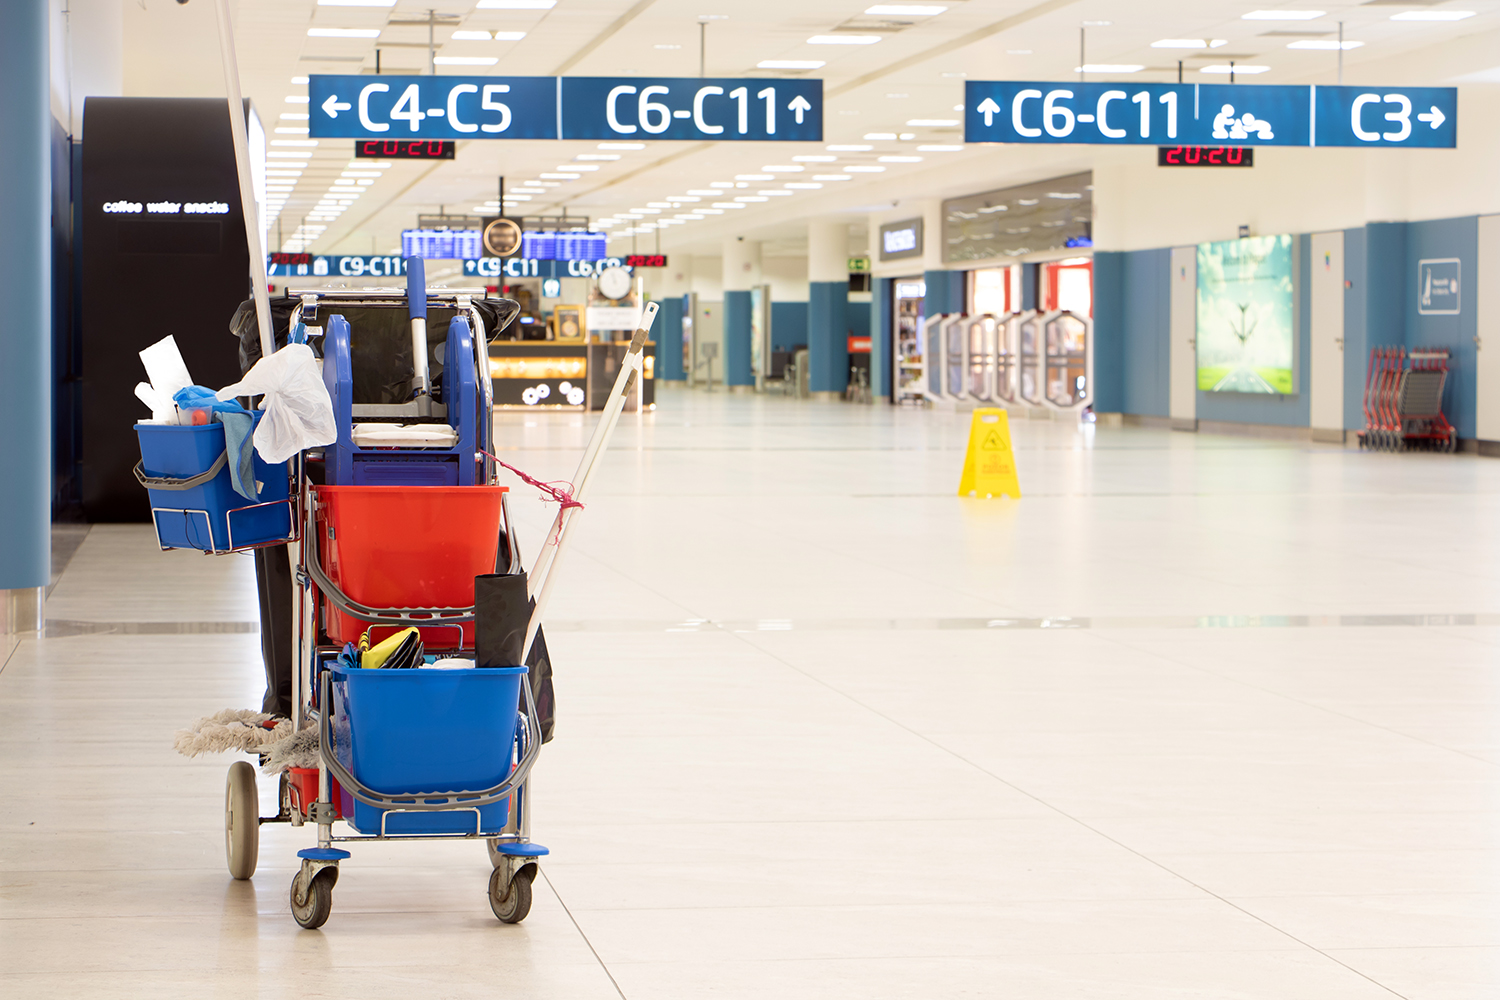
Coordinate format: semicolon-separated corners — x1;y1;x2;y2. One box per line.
139;336;194;406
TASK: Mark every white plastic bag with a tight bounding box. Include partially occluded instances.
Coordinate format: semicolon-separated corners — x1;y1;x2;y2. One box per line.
216;344;337;464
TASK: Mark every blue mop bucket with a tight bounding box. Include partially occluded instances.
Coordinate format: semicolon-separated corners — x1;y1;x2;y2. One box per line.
134;414;291;553
329;662;529;835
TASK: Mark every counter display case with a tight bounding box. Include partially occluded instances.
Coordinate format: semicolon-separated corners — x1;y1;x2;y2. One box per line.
489;340;655;410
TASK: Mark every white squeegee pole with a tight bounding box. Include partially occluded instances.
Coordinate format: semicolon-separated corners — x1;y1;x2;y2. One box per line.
522;302;659;661
213;0;274;363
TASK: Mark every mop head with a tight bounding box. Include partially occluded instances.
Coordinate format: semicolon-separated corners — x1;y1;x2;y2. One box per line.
173;708;290;758
260;727;321;775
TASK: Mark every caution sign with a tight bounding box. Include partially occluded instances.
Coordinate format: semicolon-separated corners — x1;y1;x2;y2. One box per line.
958;408;1021;499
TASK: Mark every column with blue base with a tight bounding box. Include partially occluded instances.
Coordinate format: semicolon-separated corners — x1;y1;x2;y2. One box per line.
722;238;759;391
655;295;684;381
0;0;50;633
872;277;893;401
807;221;850;400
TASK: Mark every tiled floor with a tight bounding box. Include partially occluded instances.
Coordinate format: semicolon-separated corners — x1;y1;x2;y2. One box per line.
3;386;1498;998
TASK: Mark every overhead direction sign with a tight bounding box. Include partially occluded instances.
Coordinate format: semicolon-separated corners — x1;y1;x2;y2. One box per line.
965;81;1456;149
309;75;822;142
559;77;821;141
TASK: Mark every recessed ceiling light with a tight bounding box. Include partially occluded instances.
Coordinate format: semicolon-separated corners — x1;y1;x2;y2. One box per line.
899;132;916;140
845;165;886;172
451;30;491;40
435;56;500;65
866;4;946;14
476;0;555;7
736;173;775;180
783;182;823;189
809;35;881;44
879;155;923;162
1287;39;1362;49
907;118;959;126
598;142;645;150
1200;64;1270;74
758;60;826;69
1242;10;1324;20
916;144;962;152
306;27;381;38
1390;10;1474;20
291;76;310;85
827;144;872;152
1075;64;1144;73
864;132;897;140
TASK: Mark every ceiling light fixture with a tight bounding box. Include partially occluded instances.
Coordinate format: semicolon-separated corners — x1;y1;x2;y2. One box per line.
865;4;946;14
451;30;492;40
758;59;826;69
1390;10;1474;20
306;27;381;38
1242;10;1324;20
291;76;310;84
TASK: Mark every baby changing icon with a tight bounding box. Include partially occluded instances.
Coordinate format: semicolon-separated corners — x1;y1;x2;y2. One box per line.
1211;103;1275;141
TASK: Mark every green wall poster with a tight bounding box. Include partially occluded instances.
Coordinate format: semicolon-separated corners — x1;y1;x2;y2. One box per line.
1196;234;1295;394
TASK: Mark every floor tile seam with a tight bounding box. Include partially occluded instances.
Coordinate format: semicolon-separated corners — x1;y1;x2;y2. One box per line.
0;634;27;680
589;945;1352;966
537;868;631;1000
724;628;1415;1000
1087;630;1500;770
551;895;1216;914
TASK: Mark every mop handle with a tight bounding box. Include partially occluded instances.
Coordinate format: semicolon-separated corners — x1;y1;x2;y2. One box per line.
521;302;659;660
212;0;273;363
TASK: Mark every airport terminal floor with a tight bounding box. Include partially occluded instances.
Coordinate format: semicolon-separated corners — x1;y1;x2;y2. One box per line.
4;387;1497;999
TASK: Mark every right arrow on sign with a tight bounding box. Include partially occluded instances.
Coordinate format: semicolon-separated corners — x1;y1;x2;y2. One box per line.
1417;106;1445;129
977;97;1000;126
787;95;812;124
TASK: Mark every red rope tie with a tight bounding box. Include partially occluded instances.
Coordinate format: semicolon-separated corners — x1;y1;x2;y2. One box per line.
483;449;584;510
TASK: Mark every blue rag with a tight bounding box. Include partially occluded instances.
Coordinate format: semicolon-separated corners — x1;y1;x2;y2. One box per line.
172;387;257;501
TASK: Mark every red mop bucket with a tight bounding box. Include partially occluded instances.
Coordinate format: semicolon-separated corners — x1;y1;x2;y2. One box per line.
314;485;508;650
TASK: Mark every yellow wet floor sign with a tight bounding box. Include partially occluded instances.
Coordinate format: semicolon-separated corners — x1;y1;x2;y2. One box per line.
958;408;1021;499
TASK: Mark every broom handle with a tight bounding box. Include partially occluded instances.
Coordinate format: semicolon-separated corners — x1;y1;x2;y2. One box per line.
522;302;658;662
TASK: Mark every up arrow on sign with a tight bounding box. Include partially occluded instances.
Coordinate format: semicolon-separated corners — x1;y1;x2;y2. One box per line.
788;95;812;124
976;97;1000;126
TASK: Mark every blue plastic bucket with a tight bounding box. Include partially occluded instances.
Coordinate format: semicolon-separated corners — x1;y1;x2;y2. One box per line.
329;662;528;835
134;415;291;552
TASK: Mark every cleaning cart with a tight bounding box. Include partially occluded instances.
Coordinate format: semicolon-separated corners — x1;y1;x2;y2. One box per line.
204;258;655;929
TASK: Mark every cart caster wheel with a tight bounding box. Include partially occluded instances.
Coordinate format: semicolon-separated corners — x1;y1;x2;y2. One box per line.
225;761;259;880
290;868;335;929
488;865;533;924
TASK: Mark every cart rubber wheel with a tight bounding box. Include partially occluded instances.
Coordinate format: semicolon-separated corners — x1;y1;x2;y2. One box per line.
225;761;259;880
488;865;533;924
290;868;335;930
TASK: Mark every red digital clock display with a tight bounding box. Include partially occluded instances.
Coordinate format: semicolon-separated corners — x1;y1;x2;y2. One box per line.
355;140;456;160
1157;146;1254;167
624;254;668;267
268;252;312;266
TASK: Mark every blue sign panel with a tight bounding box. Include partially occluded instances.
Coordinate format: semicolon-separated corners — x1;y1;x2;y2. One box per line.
267;255;409;278
559;77;821;141
965;82;1310;146
267;256;631;280
309;75;558;140
1312;86;1457;148
1417;258;1461;315
464;257;632;279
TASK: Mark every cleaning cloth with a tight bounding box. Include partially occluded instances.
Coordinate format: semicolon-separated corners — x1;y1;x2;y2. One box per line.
173;387;258;501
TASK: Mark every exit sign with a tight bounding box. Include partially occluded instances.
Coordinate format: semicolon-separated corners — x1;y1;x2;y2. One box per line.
848;256;870;272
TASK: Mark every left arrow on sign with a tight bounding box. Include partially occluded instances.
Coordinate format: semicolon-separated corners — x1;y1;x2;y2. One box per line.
322;95;353;118
788;95;812;124
1416;105;1445;129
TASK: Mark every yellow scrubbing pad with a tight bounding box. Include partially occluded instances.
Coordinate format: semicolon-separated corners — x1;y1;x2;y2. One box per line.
362;627;419;669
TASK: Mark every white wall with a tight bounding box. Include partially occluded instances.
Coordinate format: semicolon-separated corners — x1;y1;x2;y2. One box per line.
762;256;809;302
49;0;122;136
